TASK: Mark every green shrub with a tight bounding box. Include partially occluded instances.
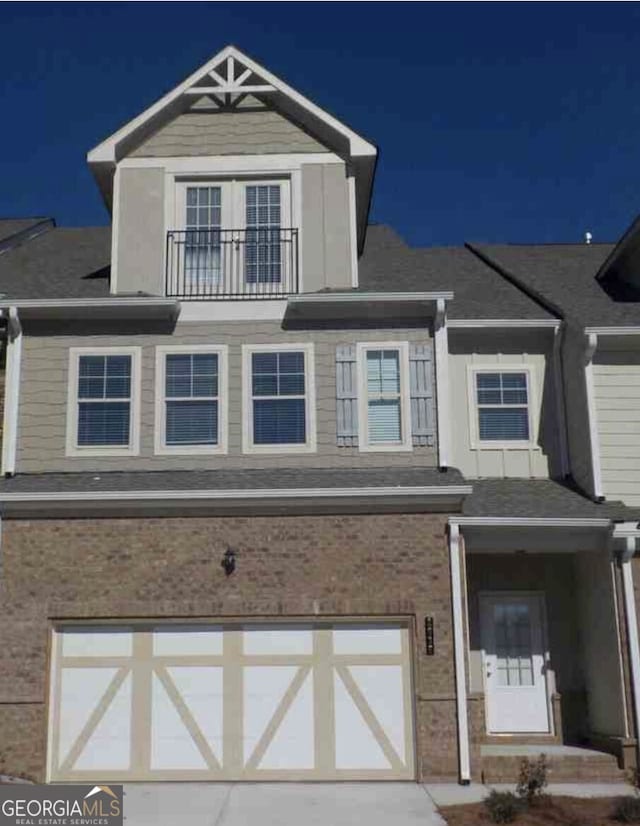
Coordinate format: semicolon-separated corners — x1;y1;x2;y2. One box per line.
614;796;640;823
484;790;522;824
516;753;548;805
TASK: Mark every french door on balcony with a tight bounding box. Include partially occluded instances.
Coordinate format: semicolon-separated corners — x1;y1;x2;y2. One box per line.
173;179;292;298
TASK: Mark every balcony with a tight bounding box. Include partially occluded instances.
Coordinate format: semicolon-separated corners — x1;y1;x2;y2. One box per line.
165;228;299;300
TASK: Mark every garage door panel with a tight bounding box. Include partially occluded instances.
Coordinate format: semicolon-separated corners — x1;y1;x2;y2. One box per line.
68;671;132;772
49;622;414;781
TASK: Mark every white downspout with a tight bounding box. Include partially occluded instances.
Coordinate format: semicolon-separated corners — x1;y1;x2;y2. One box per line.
552;324;570;478
584;332;603;499
434;298;451;470
449;521;471;783
1;307;22;477
618;530;640;760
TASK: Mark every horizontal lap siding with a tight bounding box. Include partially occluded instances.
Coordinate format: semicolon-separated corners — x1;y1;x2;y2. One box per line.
129;110;329;157
17;322;437;473
594;354;640;505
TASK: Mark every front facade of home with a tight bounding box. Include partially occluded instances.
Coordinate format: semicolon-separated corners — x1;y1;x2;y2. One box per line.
1;45;640;786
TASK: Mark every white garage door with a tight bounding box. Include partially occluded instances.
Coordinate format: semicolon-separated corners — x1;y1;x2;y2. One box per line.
48;622;415;781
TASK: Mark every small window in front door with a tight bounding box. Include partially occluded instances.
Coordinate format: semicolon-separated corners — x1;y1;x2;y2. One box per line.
494;603;534;686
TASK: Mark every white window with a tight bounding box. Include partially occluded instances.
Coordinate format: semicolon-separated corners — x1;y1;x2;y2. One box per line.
66;348;140;456
154;346;228;455
356;342;412;452
468;367;535;448
242;343;316;454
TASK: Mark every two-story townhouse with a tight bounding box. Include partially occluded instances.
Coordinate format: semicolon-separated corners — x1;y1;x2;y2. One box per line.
0;44;639;788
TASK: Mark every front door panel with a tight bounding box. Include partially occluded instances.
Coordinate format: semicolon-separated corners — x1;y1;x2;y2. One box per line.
480;594;550;734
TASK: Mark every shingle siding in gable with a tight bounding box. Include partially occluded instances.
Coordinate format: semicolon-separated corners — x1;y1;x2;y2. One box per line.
16;321;437;474
128;110;330;158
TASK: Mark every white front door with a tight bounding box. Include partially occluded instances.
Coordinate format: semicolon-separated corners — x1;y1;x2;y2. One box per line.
480;593;550;734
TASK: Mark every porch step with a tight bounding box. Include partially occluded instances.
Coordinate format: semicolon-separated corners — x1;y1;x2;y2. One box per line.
480;744;627;784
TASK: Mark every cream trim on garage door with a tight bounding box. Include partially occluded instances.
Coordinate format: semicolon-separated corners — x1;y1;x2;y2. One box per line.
47;621;415;781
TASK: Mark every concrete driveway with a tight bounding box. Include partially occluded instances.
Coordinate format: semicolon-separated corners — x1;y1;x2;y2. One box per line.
123;783;446;826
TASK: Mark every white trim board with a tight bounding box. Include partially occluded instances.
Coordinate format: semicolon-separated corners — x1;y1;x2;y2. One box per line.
88;45;376;164
449;522;471;783
0;485;474;504
434;298;451;469
448;318;560;329
450;517;611;529
288;291;454;304
583;332;603;499
1;308;22;476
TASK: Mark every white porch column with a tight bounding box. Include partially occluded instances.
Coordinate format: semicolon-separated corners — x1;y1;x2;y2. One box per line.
449;521;471;783
617;527;640;759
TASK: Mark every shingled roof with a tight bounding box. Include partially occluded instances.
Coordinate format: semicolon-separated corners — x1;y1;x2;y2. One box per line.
355;225;556;321
469;241;640;328
0;225;111;300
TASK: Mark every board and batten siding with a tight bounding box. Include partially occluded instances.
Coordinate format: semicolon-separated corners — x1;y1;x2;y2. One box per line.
17;322;437;473
128;110;330;158
448;331;558;479
593;349;640;505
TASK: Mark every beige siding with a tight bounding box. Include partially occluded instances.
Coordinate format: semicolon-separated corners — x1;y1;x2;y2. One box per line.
448;331;557;479
17;322;436;473
116;167;165;295
129;111;329;158
562;327;595;496
593;349;640;505
301;163;352;292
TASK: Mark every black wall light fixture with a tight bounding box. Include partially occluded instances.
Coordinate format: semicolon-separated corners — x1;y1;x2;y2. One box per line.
425;616;435;655
222;547;236;576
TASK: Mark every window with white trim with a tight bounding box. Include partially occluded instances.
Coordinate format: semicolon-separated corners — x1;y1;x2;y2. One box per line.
242;344;316;453
154;346;227;455
166;353;219;445
252;351;305;444
475;371;530;442
66;348;140;455
356;342;412;452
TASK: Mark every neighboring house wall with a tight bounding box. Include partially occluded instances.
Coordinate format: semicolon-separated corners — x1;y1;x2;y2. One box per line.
448;330;558;479
114;108;354;296
16;320;437;473
561;327;595;496
129;109;329;158
0;512;458;782
593;344;640;506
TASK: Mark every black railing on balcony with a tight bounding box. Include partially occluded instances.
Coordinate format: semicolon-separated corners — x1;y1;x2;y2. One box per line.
165;228;299;299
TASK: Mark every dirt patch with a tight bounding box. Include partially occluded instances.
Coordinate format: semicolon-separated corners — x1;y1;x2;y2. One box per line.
441;796;630;825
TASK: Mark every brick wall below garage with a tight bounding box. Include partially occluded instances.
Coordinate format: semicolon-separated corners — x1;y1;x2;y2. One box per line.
0;512;458;782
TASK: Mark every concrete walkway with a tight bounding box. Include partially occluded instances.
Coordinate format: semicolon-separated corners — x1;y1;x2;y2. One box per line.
123;783;446;826
425;782;633;807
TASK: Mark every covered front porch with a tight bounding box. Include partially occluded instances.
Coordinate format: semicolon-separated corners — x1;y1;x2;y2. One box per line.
449;501;640;784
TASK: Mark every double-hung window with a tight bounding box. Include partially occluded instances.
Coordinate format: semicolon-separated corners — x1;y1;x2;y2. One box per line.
357;343;412;452
155;346;227;454
243;344;316;453
472;369;532;445
67;348;140;455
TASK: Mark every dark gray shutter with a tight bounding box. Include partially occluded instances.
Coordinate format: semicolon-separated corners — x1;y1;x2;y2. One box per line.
409;343;435;446
336;345;358;447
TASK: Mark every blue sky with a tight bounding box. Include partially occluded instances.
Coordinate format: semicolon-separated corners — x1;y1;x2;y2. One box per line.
2;2;640;246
